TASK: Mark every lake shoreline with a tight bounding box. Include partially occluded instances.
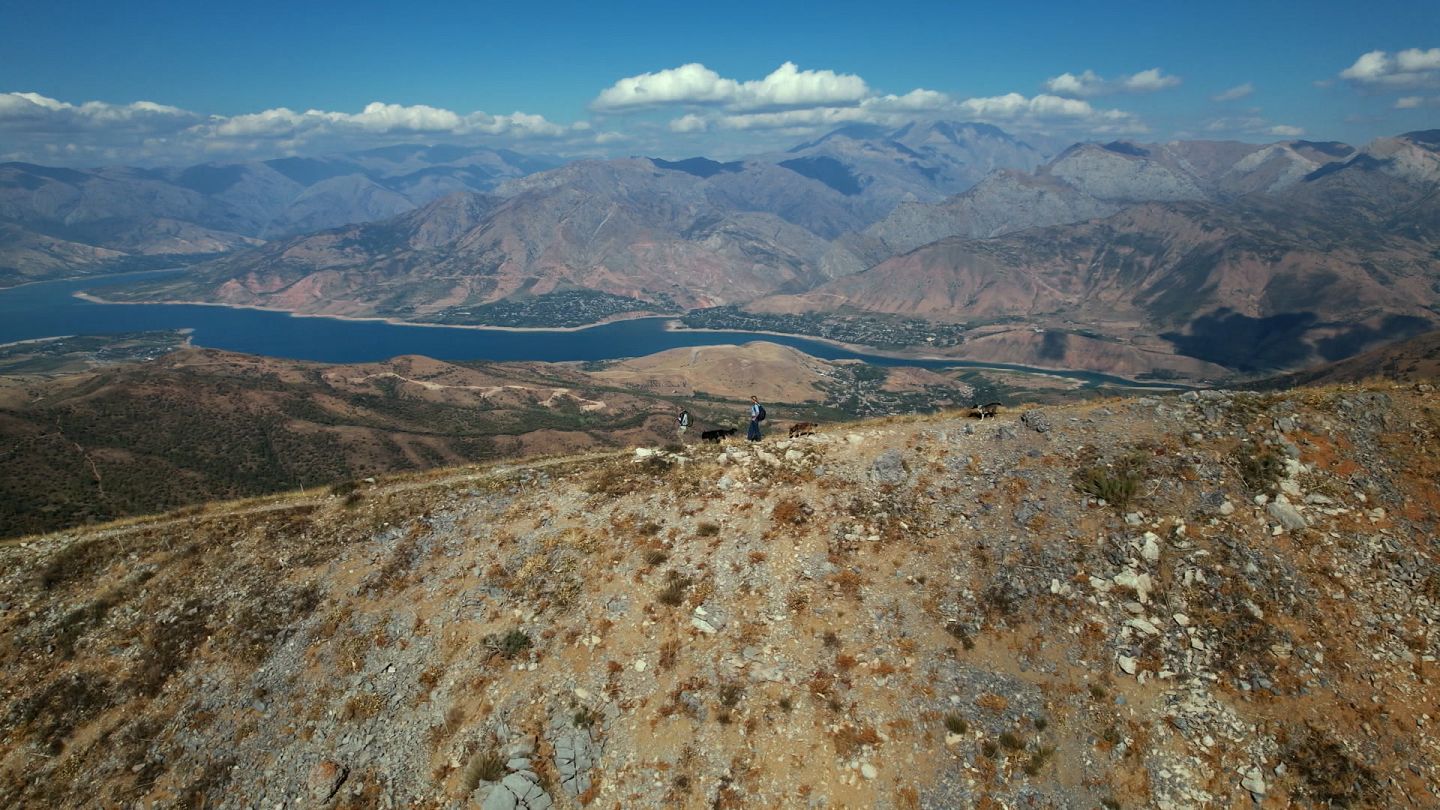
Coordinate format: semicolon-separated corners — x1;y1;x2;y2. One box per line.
0;274;1189;390
73;291;676;334
662;321;1191;389
78;293;1181;387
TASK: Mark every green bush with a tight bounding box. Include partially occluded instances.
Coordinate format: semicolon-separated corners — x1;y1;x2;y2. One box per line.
1235;443;1285;494
1073;451;1147;510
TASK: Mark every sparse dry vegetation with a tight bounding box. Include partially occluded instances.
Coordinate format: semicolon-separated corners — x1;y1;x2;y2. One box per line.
0;383;1435;808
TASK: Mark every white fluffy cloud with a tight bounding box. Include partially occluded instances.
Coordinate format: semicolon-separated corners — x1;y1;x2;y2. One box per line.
1122;68;1182;93
0;92;586;165
1203;116;1304;138
1211;83;1255;102
592;62;869;111
1339;48;1440;88
208;102;568;139
592;64;738;110
701;89;1145;135
954;93;1146;134
600;61;1147;137
1043;70;1105;97
1044;68;1181;97
1395;95;1440;109
0;91;201;132
667;113;709;134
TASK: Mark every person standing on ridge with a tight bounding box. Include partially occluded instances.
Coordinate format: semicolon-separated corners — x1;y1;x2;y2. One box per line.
676;408;691;438
747;395;766;442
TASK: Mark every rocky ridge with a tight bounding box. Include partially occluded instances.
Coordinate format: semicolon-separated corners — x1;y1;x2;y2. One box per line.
1;383;1438;808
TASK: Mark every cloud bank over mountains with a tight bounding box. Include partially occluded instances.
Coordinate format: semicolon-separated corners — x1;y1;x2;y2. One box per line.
594;62;1149;138
0;91;592;166
2;45;1434;167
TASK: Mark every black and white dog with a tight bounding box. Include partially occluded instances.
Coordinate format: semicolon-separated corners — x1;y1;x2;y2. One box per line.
969;402;1002;419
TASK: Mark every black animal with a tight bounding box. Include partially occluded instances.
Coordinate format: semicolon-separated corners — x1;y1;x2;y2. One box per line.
701;428;738;442
969;402;1002;419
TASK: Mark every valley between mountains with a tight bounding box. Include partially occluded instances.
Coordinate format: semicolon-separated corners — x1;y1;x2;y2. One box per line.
3;117;1440;809
10;122;1438;382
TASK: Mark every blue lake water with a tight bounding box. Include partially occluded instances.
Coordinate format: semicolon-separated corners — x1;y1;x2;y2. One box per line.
0;271;1185;389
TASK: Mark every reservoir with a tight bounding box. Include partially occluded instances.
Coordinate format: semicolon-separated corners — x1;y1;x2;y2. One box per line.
0;271;1184;389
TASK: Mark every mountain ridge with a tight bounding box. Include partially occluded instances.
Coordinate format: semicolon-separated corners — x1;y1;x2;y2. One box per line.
2;380;1436;807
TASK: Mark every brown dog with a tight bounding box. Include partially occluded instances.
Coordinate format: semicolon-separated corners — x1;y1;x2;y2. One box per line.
788;422;819;438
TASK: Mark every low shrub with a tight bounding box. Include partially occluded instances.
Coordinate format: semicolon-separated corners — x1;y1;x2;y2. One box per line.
462;749;506;791
485;629;532;659
1280;725;1381;807
1235;443;1285;494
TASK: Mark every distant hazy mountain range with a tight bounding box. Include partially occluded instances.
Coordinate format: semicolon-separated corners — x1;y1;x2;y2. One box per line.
0;145;558;285
754;130;1440;372
6;122;1439;378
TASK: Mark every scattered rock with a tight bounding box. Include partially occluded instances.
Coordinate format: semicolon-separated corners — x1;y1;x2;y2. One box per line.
1020;410;1051;433
1126;617;1161;636
1241;766;1267;797
307;760;348;803
477;771;553;810
1267;497;1308;531
1141;532;1161;563
869;449;908;485
1112;568;1154;603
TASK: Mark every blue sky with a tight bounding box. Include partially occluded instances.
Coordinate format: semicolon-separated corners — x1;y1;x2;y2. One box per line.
1;0;1436;165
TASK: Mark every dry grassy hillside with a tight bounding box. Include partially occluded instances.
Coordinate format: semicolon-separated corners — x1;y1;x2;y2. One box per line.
0;342;989;540
590;342;838;403
1;384;1437;808
1256;330;1440;390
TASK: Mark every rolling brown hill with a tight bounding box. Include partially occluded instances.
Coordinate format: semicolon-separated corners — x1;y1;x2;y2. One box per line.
0;348;677;538
0;222;127;286
0;342;984;539
753;199;1440;375
1253;329;1440;389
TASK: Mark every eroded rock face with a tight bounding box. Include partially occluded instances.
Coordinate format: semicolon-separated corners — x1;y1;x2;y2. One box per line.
550;712;601;798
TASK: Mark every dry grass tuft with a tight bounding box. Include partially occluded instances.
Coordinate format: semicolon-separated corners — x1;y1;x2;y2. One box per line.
462;749;506;791
1280;725;1381;807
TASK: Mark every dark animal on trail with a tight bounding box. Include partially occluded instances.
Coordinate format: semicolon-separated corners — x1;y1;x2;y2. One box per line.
701;428;738;442
969;402;1002;419
788;422;819;438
